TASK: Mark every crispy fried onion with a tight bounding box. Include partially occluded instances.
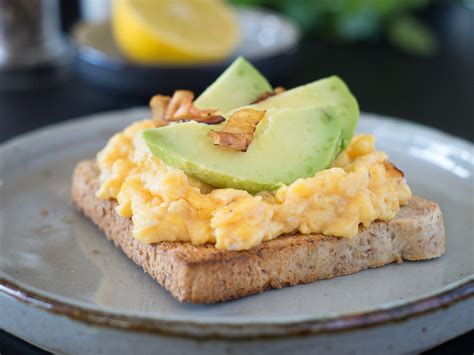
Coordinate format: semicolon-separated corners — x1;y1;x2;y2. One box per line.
149;90;224;126
208;108;266;152
384;161;405;177
252;86;286;104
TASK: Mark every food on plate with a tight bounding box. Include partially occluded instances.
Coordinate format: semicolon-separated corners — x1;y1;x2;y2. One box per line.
112;0;239;64
207;108;266;151
72;57;445;303
245;75;359;150
149;90;225;126
194;57;272;112
252;86;286;104
144;106;342;192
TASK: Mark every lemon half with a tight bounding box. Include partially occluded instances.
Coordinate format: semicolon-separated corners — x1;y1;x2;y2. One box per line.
112;0;239;64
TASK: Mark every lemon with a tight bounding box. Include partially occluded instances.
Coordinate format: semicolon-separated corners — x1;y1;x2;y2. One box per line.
112;0;239;64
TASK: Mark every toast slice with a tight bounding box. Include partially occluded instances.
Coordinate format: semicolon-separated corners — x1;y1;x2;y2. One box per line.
72;160;445;303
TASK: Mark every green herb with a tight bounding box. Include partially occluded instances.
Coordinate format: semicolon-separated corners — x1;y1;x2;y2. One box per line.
231;0;438;55
388;15;438;56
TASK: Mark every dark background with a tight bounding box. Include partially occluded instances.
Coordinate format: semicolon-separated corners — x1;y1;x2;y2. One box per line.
0;2;473;143
0;1;472;354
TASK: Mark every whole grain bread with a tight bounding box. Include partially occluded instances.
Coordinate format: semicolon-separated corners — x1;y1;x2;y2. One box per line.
72;160;445;303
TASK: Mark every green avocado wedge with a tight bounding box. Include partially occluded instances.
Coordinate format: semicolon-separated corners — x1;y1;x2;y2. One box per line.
194;57;272;113
239;76;359;150
143;106;342;193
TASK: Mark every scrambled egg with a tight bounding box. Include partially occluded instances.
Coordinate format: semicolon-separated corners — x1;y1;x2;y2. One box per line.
97;120;411;251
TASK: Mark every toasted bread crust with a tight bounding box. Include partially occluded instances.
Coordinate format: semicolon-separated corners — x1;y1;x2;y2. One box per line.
72;160;445;303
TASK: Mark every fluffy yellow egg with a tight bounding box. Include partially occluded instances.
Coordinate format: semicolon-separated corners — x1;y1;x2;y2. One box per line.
96;120;412;251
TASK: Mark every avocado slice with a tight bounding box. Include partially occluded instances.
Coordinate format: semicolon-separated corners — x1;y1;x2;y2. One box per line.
143;107;342;193
194;57;272;113
241;76;359;150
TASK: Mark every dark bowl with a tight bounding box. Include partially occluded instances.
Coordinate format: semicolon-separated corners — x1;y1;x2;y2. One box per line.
73;6;301;97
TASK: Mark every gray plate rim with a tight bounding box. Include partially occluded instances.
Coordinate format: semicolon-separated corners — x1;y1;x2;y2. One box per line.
0;108;473;338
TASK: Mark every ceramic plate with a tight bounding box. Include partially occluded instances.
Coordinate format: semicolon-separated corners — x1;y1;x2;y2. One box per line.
1;109;473;355
74;7;300;95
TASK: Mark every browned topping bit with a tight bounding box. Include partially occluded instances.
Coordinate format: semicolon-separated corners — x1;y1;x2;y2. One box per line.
208;108;266;152
175;115;226;125
165;90;194;119
39;207;49;217
252;86;286;104
208;131;247;151
384;161;405;177
149;94;170;126
149;90;224;126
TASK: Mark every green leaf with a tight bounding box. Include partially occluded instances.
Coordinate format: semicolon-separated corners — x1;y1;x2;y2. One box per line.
387;15;438;56
333;9;382;40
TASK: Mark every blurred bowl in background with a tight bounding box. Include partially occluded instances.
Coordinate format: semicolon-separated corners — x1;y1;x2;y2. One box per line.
73;6;300;96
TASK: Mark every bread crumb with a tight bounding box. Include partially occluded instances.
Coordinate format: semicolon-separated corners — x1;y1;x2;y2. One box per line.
40;208;49;217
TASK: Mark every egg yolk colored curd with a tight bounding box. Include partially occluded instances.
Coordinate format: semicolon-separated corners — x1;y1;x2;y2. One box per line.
96;119;411;251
